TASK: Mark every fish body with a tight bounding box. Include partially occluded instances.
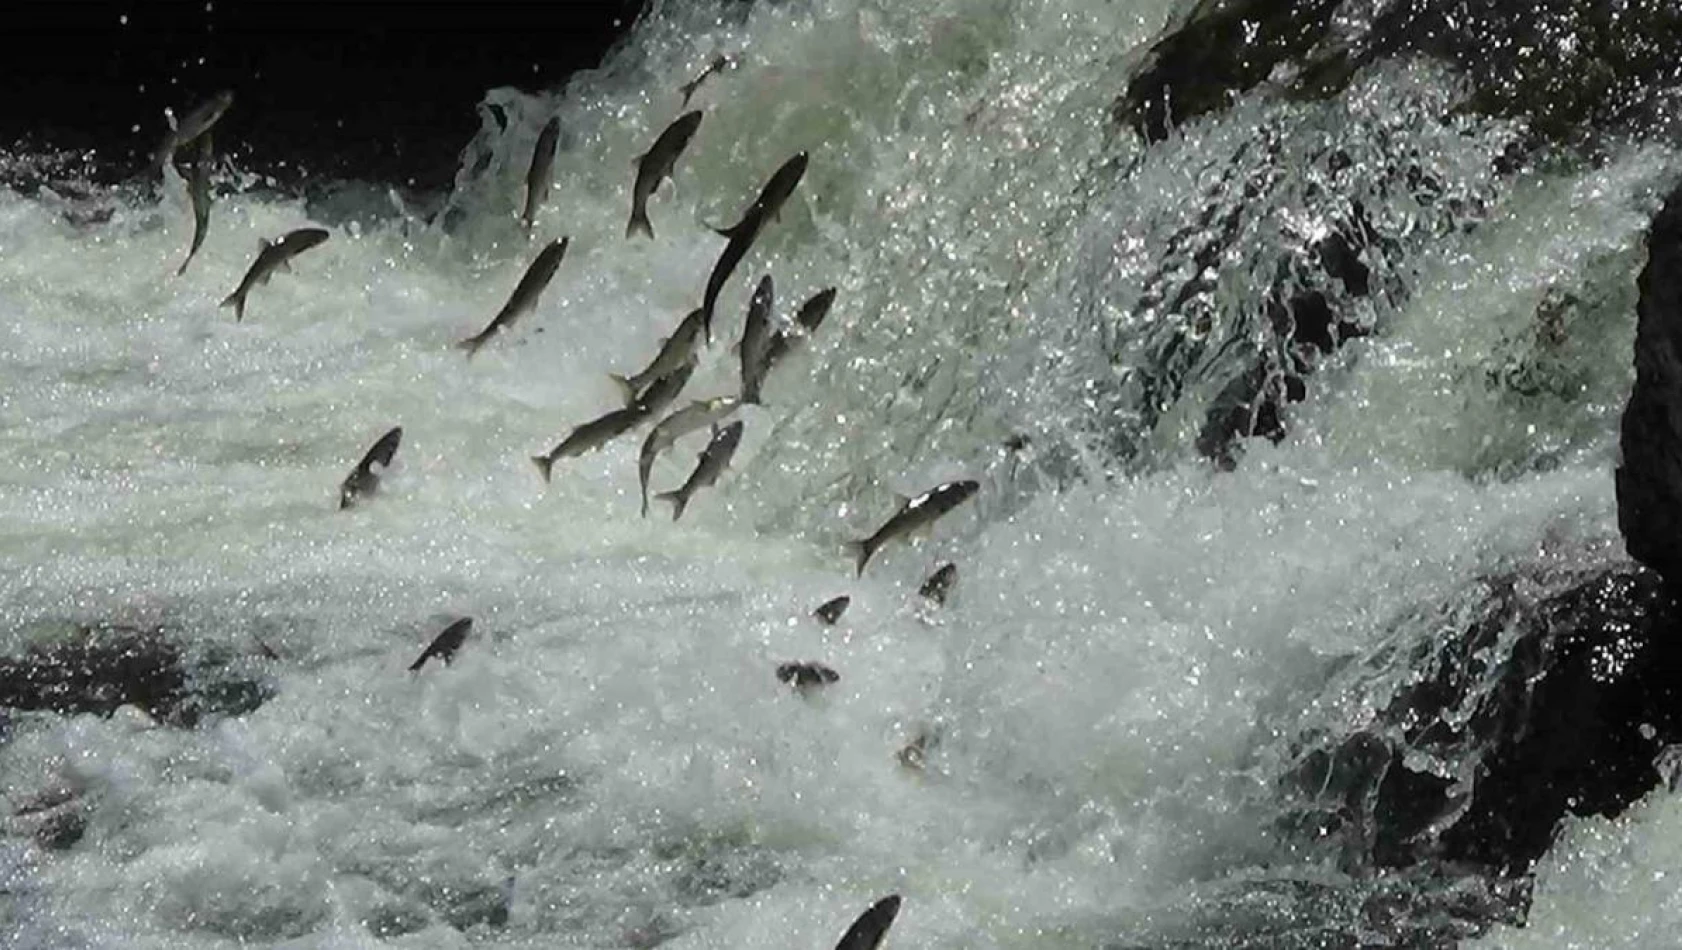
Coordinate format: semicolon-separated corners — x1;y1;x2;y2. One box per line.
679;54;733;106
458;237;569;355
918;562;957;605
700;152;808;342
834;895;902;950
176;132;214;277
522;116;561;231
610;308;706;405
655;420;744;521
408;618;472;672
156;89;234;172
775;660;839;691
638;396;741;517
846;480;979;576
633;359;697;417
627;110;703;240
219;227;330;322
812;595;850;625
532;405;651;482
752;286;837;403
737;274;775;402
339;425;403;510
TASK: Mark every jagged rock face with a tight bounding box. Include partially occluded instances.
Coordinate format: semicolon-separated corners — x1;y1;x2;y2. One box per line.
1617;183;1682;587
0;621;271;729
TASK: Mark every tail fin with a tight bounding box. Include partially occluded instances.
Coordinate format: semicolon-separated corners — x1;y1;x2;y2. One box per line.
456;334;485;357
844;539;873;577
407;649;430;673
626;207;654;240
175;256;190;278
609;373;640;407
220;290;244;322
531;454;555;483
655;489;687;522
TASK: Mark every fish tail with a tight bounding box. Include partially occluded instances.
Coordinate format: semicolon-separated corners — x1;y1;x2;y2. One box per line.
175;256;191;278
531;454;555;484
456;334;486;357
407;651;429;673
626;206;654;240
655;489;687;521
609;373;640;407
843;539;874;577
220;290;245;322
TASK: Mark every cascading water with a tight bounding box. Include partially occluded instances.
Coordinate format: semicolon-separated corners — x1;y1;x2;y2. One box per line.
2;0;1679;947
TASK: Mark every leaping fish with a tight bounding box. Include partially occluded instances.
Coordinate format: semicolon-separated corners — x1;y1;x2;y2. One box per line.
637;396;741;517
220;227;330;322
532;404;652;483
408;618;473;672
156;89;233;173
610;308;706;406
654;420;744;521
339;425;402;510
175;132;215;277
678;54;733;107
457;237;569;355
700;152;808;343
626;110;703;240
845;480;979;576
522;116;561;231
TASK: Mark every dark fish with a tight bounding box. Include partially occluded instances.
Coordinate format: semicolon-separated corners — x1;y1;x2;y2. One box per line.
253;635;281;661
339;425;402;510
633;358;697;417
458;237;569;356
846;480;979;576
175;132;214;277
812;595;851;625
219;227;330;322
408;618;472;672
678;54;733;107
156;89;234;172
918;562;957;606
523;116;561;231
532;405;652;483
700;152;808;343
638;396;741;517
775;661;839;690
737;274;775;402
833;895;902;950
627;110;703;240
751;286;837;403
654;420;744;521
610;308;706;406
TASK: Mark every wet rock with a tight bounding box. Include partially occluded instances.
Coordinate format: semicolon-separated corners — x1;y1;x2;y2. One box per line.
1617;180;1682;587
0;621;272;728
1276;564;1682;877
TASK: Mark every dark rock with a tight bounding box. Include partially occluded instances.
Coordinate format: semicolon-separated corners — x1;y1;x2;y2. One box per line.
31;809;86;851
1617;181;1682;587
0;621;272;728
1275;565;1682;877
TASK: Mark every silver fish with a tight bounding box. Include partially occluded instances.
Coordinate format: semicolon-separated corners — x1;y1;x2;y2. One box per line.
654;420;744;521
156;89;234;173
523;116;560;231
833;895;902;950
845;480;979;576
219;227;330;322
678;54;733;107
750;286;837;404
737;274;775;403
627;110;703;240
918;562;957;605
812;595;851;625
339;425;402;510
633;358;697;417
175;132;214;277
531;404;651;483
638;396;741;517
610;308;706;406
700;152;808;342
458;237;569;355
408;618;472;672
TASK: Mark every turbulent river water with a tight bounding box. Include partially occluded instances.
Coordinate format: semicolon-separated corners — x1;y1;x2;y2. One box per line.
2;0;1680;947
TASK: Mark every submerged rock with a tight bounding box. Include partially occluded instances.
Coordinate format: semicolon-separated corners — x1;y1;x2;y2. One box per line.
0;621;271;728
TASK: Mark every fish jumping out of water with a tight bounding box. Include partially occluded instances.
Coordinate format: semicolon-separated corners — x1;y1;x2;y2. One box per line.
408;618;473;672
458;237;569;355
654;420;744;521
220;227;330;322
833;895;902;950
522;116;561;231
918;562;957;606
175;132;215;277
531;404;652;483
610;308;706;406
749;286;836;404
737;274;775;401
845;480;979;576
339;425;402;510
679;54;733;106
156;89;234;173
812;595;850;625
632;359;697;418
638;396;741;517
700;152;808;343
775;660;839;693
627;110;703;240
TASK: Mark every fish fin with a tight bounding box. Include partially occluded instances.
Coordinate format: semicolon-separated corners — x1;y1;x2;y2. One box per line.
220;291;245;322
531;454;555;484
655;489;687;522
407;651;429;673
844;539;873;577
456;335;486;357
710;222;744;239
894;492;912;508
626;208;654;240
609;374;640;406
175;256;191;278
